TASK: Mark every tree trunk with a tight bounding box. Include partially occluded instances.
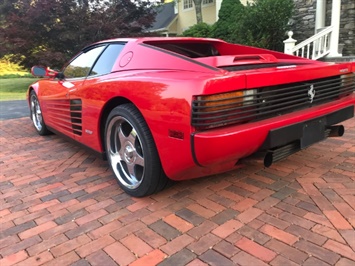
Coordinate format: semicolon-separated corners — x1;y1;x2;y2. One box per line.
193;0;203;24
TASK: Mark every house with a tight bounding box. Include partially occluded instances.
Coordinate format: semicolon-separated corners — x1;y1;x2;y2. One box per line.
285;0;355;60
148;0;249;36
148;1;178;36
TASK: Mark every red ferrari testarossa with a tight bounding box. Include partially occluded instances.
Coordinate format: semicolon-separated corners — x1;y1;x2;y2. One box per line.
28;37;355;196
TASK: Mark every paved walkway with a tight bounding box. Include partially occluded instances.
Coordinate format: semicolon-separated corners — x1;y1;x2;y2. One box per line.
0;117;354;266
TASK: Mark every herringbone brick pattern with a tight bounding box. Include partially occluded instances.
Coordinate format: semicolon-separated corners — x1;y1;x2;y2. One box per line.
1;117;354;266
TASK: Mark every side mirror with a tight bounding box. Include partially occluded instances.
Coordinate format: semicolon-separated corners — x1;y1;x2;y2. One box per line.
31;66;47;77
31;66;59;78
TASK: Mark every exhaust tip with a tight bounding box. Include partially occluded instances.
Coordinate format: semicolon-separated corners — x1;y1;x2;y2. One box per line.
264;152;273;168
337;125;345;136
327;125;345;137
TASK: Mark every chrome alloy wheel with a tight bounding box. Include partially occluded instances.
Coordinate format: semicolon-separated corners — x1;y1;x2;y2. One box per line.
30;93;43;132
106;116;145;190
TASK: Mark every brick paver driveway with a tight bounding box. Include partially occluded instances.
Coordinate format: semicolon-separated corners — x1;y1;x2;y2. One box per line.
1;117;354;266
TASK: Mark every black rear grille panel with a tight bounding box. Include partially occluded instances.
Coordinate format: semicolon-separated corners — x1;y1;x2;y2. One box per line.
192;74;355;130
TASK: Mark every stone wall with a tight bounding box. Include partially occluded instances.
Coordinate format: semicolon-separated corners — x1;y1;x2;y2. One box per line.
291;0;355;56
290;0;316;43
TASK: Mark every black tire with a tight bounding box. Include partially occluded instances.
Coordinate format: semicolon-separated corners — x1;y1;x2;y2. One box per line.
105;104;170;197
29;91;50;136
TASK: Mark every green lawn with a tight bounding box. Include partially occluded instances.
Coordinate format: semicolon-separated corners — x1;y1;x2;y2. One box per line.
0;77;38;101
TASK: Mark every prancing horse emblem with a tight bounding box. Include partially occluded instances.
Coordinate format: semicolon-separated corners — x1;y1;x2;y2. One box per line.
308;84;316;103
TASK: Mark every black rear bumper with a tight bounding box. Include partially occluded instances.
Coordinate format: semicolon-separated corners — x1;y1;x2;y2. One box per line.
260;106;354;166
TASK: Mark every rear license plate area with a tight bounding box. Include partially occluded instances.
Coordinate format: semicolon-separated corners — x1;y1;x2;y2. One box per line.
300;117;326;148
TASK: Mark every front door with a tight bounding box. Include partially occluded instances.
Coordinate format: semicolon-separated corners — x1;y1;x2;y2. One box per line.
40;45;107;137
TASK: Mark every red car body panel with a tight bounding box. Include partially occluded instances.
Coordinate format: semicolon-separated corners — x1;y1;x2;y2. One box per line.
193;95;355;163
28;37;355;181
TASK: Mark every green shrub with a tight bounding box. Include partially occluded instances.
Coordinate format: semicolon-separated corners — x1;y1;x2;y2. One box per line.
182;23;214;38
212;0;246;43
213;0;294;51
0;55;30;77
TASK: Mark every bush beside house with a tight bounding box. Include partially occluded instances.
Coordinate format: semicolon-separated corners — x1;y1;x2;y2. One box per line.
212;0;246;44
183;0;294;52
182;22;214;38
180;0;353;56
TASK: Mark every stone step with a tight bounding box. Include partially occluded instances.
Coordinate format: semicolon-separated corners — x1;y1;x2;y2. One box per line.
319;56;355;62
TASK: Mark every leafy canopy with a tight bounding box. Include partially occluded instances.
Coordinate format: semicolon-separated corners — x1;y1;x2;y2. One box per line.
183;0;294;52
0;0;156;69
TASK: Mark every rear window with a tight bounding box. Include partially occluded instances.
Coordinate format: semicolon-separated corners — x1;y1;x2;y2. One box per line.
90;44;125;76
145;42;220;58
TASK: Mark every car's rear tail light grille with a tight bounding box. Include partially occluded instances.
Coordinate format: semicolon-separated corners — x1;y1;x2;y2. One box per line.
192;74;355;130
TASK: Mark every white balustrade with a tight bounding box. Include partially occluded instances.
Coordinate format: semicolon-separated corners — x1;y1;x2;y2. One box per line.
284;26;334;60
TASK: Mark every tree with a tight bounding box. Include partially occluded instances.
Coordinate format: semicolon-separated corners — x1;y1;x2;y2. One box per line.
193;0;203;24
212;0;246;43
213;0;294;51
246;0;294;51
0;0;156;69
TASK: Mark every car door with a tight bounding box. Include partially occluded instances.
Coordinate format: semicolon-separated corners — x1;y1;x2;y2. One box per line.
41;45;106;138
68;43;126;149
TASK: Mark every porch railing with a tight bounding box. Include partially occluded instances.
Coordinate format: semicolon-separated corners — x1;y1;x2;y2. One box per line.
284;26;334;60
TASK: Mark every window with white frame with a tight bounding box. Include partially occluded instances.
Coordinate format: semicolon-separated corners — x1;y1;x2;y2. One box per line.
202;0;214;5
183;0;193;9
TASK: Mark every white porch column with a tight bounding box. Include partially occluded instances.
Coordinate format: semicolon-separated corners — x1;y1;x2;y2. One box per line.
328;0;342;57
284;31;297;55
315;0;326;33
215;0;222;21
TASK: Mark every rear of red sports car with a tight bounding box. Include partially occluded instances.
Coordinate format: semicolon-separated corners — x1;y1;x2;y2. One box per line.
28;37;355;196
131;39;355;182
